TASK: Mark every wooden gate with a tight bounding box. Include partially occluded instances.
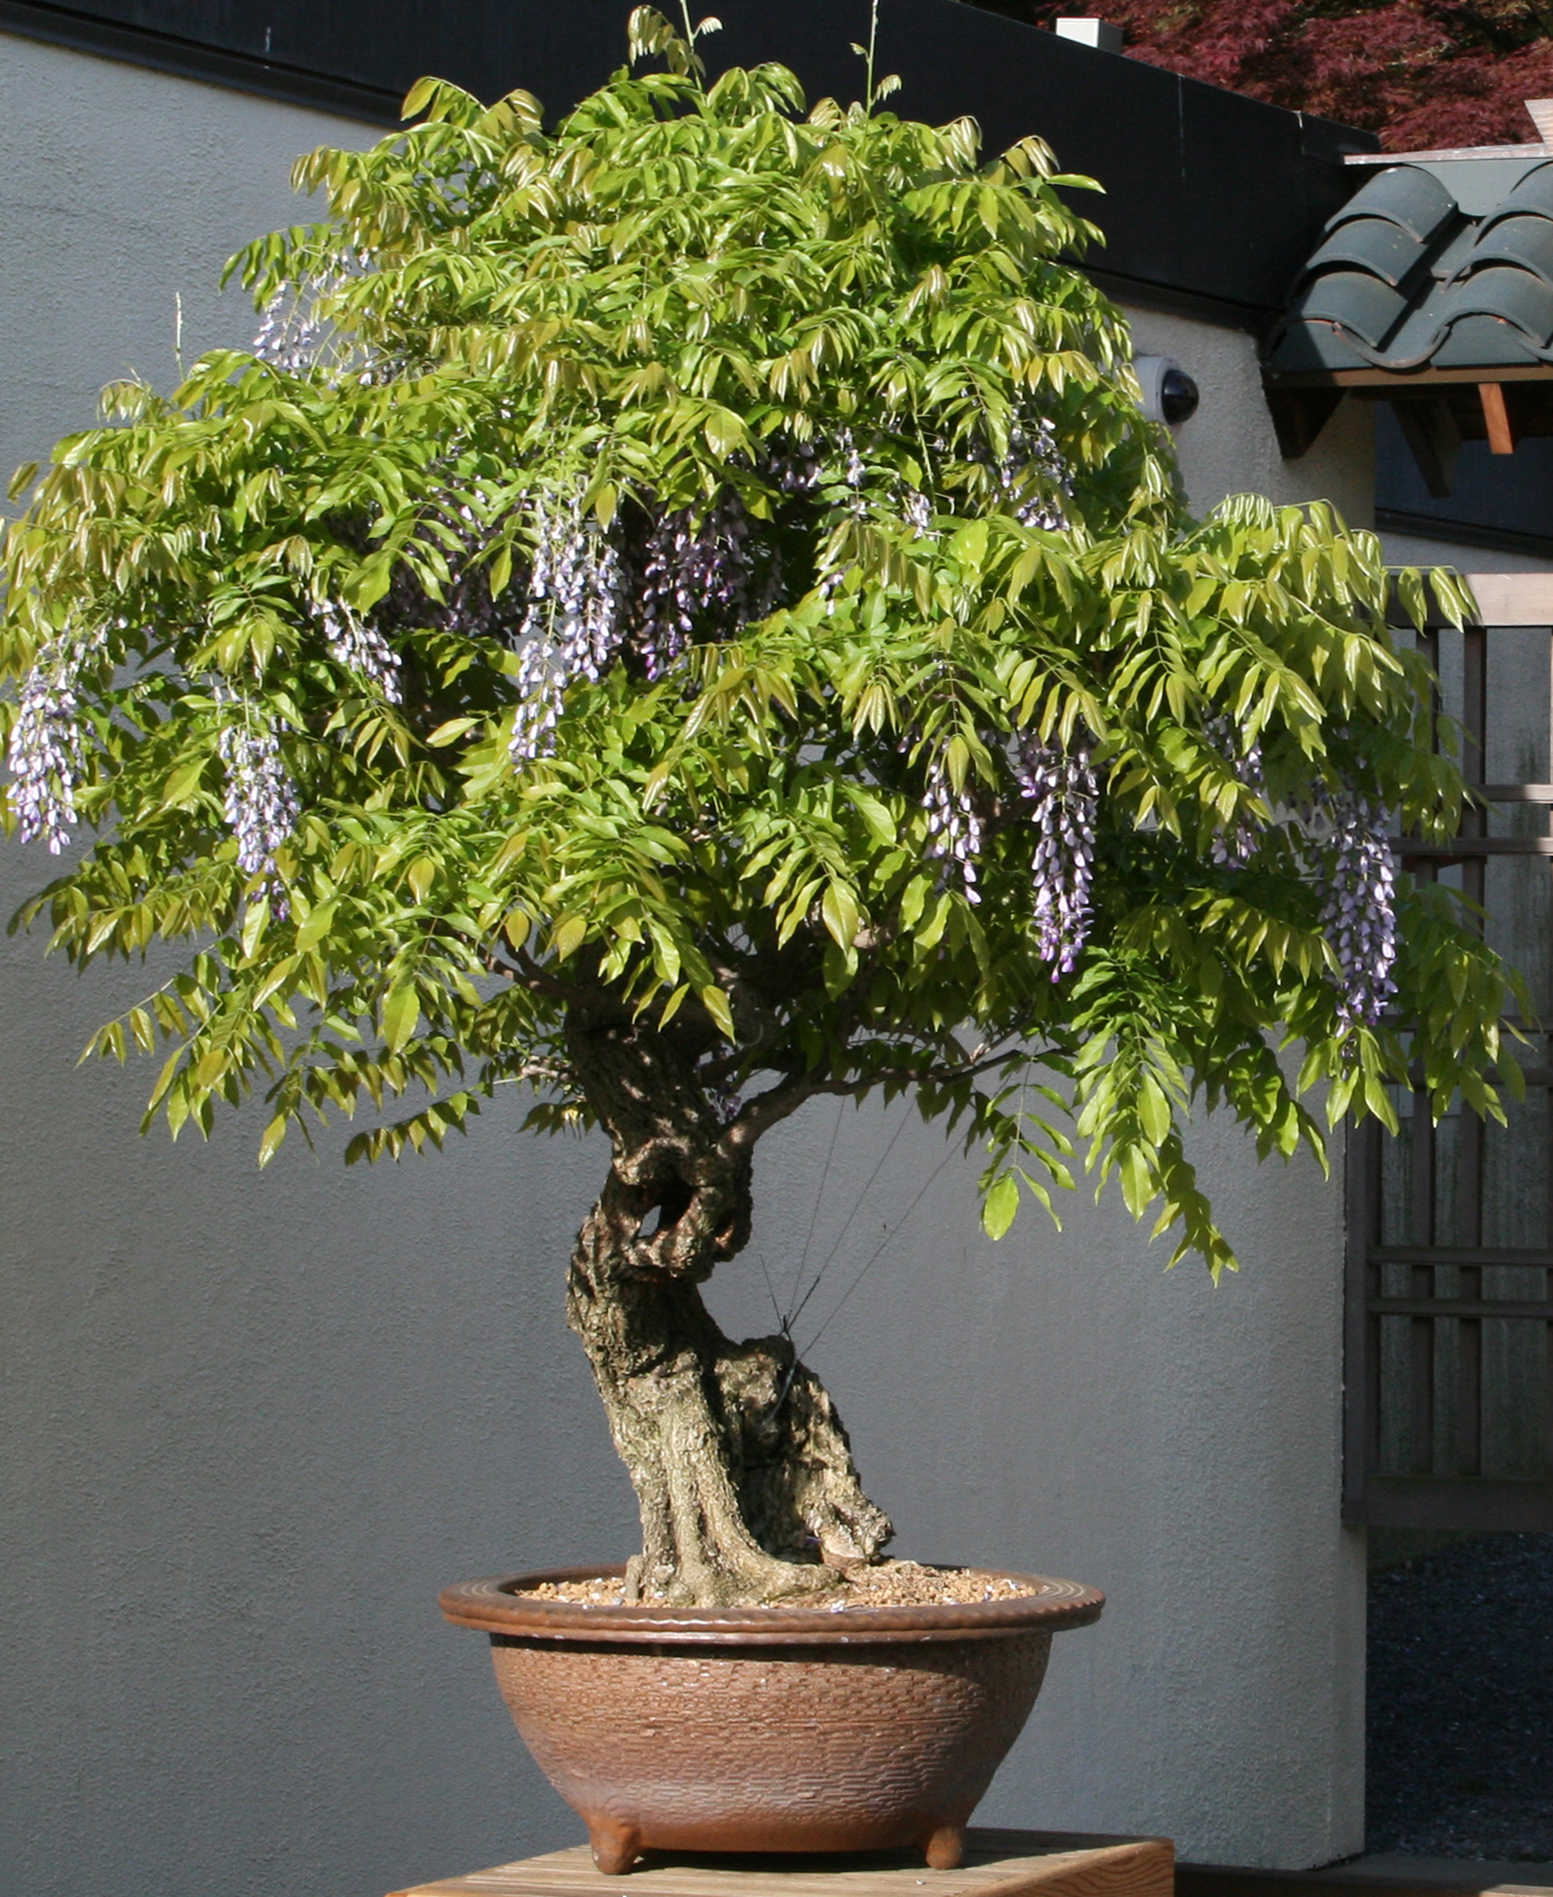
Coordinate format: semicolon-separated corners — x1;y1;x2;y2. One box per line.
1344;575;1553;1531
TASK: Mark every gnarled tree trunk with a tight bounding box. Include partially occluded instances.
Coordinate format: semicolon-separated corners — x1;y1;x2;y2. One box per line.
564;1011;892;1606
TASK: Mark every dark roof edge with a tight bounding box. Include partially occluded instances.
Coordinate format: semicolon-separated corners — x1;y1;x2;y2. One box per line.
1083;264;1275;337
2;0;1367;327
0;0;403;123
1376;505;1553;561
0;4;1312;336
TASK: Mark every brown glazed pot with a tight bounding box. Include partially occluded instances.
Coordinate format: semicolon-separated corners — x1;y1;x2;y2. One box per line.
440;1565;1103;1876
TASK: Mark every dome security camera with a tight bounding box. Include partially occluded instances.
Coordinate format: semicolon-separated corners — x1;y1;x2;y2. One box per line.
1133;356;1200;426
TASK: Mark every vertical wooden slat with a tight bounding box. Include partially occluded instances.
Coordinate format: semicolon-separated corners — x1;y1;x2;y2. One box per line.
1410;1297;1435;1474
1460;1262;1483;1477
1433;1267;1459;1476
1545;1317;1553;1478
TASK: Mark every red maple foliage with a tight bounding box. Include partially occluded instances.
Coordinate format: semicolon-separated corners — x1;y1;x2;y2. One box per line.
1003;0;1553;147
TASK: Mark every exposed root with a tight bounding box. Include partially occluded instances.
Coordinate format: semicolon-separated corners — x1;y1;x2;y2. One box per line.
718;1335;893;1569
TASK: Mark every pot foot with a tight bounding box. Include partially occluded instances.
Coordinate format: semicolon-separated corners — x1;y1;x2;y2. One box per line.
589;1823;643;1875
924;1824;965;1870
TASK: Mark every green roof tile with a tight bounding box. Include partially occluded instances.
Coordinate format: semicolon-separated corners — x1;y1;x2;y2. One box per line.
1457;214;1553;288
1268;156;1553;377
1305;216;1432;289
1286;271;1409;347
1325;165;1457;243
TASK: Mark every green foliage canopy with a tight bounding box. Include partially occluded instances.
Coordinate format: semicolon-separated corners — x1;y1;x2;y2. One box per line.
0;8;1517;1275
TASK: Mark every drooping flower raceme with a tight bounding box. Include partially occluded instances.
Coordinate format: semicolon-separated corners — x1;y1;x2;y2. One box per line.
1018;734;1099;977
1205;715;1266;866
636;494;755;679
996;417;1070;532
923;753;985;906
253;251;363;377
1319;789;1398;1030
217;702;300;906
509;495;625;765
320;602;401;703
6;625;105;854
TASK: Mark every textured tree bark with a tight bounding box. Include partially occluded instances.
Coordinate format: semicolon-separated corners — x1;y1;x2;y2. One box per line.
564;1011;892;1606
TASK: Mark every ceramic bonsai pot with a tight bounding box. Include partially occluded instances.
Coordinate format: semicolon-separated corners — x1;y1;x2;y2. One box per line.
440;1565;1104;1875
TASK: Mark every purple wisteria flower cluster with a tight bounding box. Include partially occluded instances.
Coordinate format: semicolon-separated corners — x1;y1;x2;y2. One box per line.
507;472;805;760
1017;733;1099;977
839;428;867;493
995;418;1069;532
1205;715;1266;866
509;495;626;764
923;753;985;906
218;702;300;909
6;628;101;855
319;602;401;703
1318;788;1398;1030
635;494;758;680
774;446;821;498
253;252;362;377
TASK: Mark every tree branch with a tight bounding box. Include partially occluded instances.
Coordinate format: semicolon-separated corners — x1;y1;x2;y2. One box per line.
719;1041;1033;1157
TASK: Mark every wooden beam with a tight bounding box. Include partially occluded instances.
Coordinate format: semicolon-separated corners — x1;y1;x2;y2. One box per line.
1391;396;1461;496
1461;573;1553;625
1480;380;1520;453
1371;1245;1553;1266
1370;1298;1553;1318
1265;387;1343;459
1394;836;1553;855
1386;571;1553;628
1266;362;1553;389
1346;1475;1553;1532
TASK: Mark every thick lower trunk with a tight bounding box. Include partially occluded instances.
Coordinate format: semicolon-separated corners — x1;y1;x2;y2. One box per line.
564;1014;892;1607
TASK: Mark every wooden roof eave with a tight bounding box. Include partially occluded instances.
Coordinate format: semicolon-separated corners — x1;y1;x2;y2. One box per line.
1264;360;1553;484
1264;361;1553;387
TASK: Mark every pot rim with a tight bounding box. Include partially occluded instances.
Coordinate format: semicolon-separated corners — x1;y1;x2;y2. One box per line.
440;1563;1104;1645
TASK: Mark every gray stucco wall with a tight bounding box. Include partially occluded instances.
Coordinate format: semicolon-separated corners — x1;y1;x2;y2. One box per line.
1;34;1367;1897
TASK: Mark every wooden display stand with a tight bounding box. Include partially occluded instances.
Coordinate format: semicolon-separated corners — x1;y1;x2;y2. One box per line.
387;1827;1175;1897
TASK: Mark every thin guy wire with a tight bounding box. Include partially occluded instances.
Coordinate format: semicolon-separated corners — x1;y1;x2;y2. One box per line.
786;1094;845;1321
785;1103;915;1335
755;1253;787;1333
800;1145;960;1356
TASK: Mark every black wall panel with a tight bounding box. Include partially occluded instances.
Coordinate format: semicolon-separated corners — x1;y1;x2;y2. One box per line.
0;0;1378;326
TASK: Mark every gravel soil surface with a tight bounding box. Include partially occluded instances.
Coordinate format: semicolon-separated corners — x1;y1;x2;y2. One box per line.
1368;1533;1553;1859
519;1561;1038;1610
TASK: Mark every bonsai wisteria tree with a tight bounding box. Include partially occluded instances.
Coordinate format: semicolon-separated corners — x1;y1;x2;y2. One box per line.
0;7;1517;1606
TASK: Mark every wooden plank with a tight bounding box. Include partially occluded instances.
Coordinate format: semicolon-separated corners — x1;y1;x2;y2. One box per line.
1385;574;1553;628
1270;364;1553;388
1481;383;1521;455
1351;1473;1553;1530
1180;1863;1553;1897
390;1832;1174;1897
1370;1247;1553;1268
1393;837;1553;856
1369;1298;1553;1319
1461;576;1553;628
